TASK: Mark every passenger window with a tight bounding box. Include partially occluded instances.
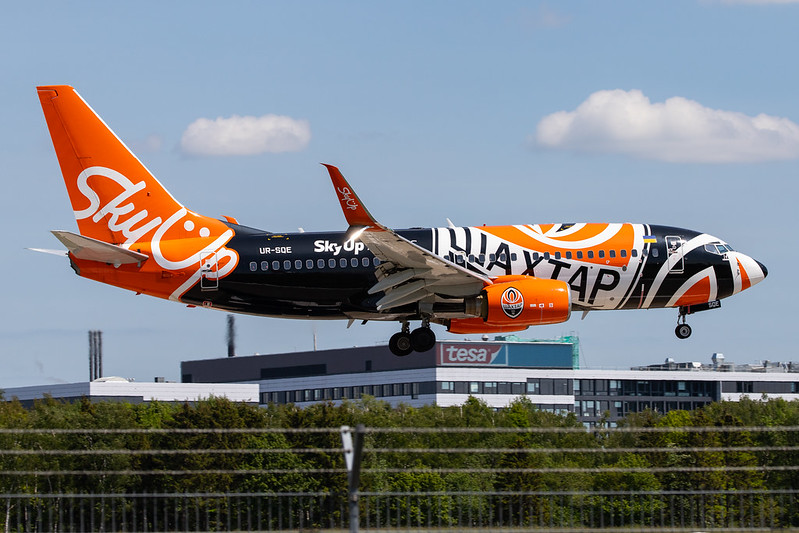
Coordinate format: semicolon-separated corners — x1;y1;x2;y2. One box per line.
566;251;572;259
249;262;257;271
340;258;347;268
272;261;280;270
576;251;583;259
499;253;507;261
555;252;561;259
362;257;370;267
652;249;659;258
587;251;594;259
295;260;302;269
631;249;638;257
373;257;381;266
478;254;485;263
620;250;627;258
261;261;269;271
317;259;325;268
489;254;496;262
511;253;517;261
533;252;540;260
306;259;314;269
598;250;605;258
609;250;615;258
544;252;550;260
328;258;336;268
283;260;291;270
468;255;475;263
351;258;358;267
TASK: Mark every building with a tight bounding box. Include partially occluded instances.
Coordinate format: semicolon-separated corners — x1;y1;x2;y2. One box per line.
2;377;259;407
181;337;799;426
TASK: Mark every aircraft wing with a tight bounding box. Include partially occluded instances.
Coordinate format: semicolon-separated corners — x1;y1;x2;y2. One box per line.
51;230;149;267
324;165;489;311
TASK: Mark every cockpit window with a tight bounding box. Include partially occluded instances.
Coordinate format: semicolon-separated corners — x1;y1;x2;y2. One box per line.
704;242;734;255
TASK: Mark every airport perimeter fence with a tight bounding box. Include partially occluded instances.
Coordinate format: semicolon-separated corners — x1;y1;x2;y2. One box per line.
0;425;799;531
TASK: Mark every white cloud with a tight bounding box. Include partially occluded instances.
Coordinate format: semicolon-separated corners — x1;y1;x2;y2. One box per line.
535;89;799;163
180;114;311;156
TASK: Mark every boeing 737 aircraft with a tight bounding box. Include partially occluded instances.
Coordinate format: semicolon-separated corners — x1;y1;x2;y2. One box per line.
36;86;768;356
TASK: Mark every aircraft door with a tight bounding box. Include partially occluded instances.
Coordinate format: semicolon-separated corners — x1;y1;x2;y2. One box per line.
199;251;219;291
665;236;684;273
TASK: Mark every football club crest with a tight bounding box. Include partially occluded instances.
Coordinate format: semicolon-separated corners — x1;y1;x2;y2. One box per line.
500;287;524;319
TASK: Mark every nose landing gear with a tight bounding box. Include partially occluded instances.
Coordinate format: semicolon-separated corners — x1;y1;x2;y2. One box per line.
675;321;692;339
388;320;437;356
674;300;722;339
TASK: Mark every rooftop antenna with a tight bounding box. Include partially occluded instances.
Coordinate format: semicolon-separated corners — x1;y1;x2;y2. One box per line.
226;314;236;357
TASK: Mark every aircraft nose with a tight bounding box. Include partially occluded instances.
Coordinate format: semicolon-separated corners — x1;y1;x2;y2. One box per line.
756;260;768;279
740;255;767;288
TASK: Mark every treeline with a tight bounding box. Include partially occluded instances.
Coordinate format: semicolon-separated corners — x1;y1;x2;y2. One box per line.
1;394;799;529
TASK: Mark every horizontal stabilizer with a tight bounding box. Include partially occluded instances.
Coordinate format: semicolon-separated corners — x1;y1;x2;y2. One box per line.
51;231;149;266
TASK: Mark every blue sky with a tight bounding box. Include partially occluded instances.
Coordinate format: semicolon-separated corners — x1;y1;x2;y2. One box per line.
1;1;796;387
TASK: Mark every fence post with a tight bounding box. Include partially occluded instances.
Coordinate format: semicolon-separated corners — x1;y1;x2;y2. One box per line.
341;424;365;533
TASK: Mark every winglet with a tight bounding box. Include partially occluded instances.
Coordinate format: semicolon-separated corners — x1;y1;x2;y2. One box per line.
323;164;379;228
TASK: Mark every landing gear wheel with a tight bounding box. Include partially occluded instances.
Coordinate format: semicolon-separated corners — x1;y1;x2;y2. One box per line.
410;327;436;353
675;324;692;339
389;332;413;356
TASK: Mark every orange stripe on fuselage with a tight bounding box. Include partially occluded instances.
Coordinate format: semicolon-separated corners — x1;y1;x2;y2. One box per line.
675;276;711;307
480;223;636;268
737;258;751;292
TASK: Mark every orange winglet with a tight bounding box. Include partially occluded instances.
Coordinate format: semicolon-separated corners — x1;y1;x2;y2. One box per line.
323;164;378;228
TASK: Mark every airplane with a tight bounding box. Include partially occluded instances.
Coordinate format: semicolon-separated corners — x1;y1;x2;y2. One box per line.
36;85;768;356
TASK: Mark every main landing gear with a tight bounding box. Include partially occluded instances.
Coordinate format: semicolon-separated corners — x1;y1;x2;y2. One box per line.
389;321;437;356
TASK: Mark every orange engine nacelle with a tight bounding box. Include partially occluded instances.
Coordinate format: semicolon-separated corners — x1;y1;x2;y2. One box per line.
448;276;571;334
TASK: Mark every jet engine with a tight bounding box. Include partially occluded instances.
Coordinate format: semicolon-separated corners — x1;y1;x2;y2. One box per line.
448;276;571;334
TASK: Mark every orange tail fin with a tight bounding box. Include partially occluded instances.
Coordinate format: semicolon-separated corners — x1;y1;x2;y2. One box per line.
38;85;185;247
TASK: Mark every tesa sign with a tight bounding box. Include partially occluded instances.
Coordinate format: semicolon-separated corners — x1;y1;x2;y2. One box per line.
438;343;506;366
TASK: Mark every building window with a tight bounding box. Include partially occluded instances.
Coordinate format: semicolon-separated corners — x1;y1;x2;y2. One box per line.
470;382;481;394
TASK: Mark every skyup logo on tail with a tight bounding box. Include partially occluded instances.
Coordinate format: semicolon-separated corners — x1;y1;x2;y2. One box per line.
500;287;524;319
